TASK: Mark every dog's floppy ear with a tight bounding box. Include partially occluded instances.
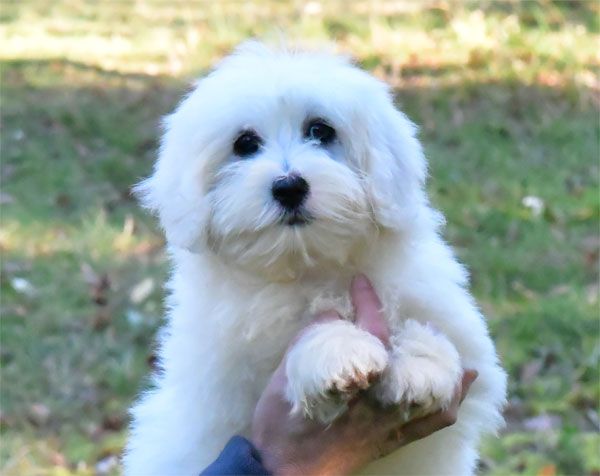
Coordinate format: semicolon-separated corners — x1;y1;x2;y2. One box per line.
133;115;209;252
362;101;428;231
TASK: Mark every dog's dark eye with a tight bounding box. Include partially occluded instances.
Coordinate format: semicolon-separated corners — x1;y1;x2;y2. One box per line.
305;119;336;145
233;130;262;157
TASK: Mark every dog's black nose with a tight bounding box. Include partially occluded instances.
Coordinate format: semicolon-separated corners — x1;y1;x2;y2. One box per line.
271;175;309;210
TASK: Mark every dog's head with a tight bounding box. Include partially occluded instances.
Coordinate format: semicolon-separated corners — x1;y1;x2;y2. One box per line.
137;42;428;279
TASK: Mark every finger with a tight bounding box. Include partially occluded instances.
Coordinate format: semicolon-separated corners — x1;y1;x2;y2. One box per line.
441;369;478;408
368;405;413;458
398;369;479;443
351;274;390;347
459;369;478;403
376;427;409;459
395;408;454;445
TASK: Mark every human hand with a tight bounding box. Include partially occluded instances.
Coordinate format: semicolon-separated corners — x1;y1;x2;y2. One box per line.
251;275;477;475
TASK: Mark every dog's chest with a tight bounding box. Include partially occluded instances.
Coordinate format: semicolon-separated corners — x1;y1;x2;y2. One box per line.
228;275;387;362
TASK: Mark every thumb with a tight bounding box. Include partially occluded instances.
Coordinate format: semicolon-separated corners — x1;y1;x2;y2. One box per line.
351;274;390;347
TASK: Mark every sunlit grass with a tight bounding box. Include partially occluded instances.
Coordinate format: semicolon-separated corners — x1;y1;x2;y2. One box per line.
1;1;598;84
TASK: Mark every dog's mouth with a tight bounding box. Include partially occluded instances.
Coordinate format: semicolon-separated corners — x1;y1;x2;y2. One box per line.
281;210;313;226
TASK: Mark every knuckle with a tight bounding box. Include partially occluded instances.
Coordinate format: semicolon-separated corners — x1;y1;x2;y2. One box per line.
441;410;458;427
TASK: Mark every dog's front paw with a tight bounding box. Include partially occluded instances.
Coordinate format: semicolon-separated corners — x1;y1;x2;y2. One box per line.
285;320;388;423
375;320;461;416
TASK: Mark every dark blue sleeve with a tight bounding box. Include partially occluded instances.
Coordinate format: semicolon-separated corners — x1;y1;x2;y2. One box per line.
200;435;271;475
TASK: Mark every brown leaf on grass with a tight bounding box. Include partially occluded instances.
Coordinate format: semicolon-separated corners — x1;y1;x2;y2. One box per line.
584;249;599;271
467;49;488;68
81;263;111;306
27;403;51;427
131;240;163;256
55;193;72;209
92;275;110;305
581;235;600;271
537;464;556;476
536;71;564;88
49;451;67;467
102;413;125;432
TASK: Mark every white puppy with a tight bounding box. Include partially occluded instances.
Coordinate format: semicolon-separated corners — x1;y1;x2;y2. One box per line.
124;42;507;476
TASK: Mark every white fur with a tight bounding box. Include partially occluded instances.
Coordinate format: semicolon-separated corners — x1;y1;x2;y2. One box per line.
286;320;388;422
375;320;462;412
124;42;507;476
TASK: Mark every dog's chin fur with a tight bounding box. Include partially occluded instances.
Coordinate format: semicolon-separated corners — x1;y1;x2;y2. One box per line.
124;42;507;476
207;222;371;282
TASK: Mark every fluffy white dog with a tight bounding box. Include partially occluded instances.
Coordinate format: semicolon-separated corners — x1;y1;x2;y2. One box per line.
124;42;507;476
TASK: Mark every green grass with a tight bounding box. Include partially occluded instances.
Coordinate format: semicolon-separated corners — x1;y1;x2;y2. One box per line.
1;1;598;475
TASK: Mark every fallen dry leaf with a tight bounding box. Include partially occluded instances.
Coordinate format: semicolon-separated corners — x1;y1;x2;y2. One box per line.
537;464;556;476
81;263;110;306
102;412;125;432
27;403;51;427
49;451;67;467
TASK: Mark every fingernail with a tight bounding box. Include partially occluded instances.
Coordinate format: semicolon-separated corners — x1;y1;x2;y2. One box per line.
465;370;479;385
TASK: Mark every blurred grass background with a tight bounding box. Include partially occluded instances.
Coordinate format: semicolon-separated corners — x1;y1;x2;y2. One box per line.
1;1;598;475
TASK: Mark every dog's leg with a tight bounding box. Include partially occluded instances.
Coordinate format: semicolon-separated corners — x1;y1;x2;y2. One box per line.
374;319;462;415
285;319;388;423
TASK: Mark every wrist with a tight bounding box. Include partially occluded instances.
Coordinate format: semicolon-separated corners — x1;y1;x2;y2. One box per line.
251;441;321;476
256;445;355;476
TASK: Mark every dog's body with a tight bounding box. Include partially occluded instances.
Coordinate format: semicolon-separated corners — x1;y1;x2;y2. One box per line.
124;43;507;475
